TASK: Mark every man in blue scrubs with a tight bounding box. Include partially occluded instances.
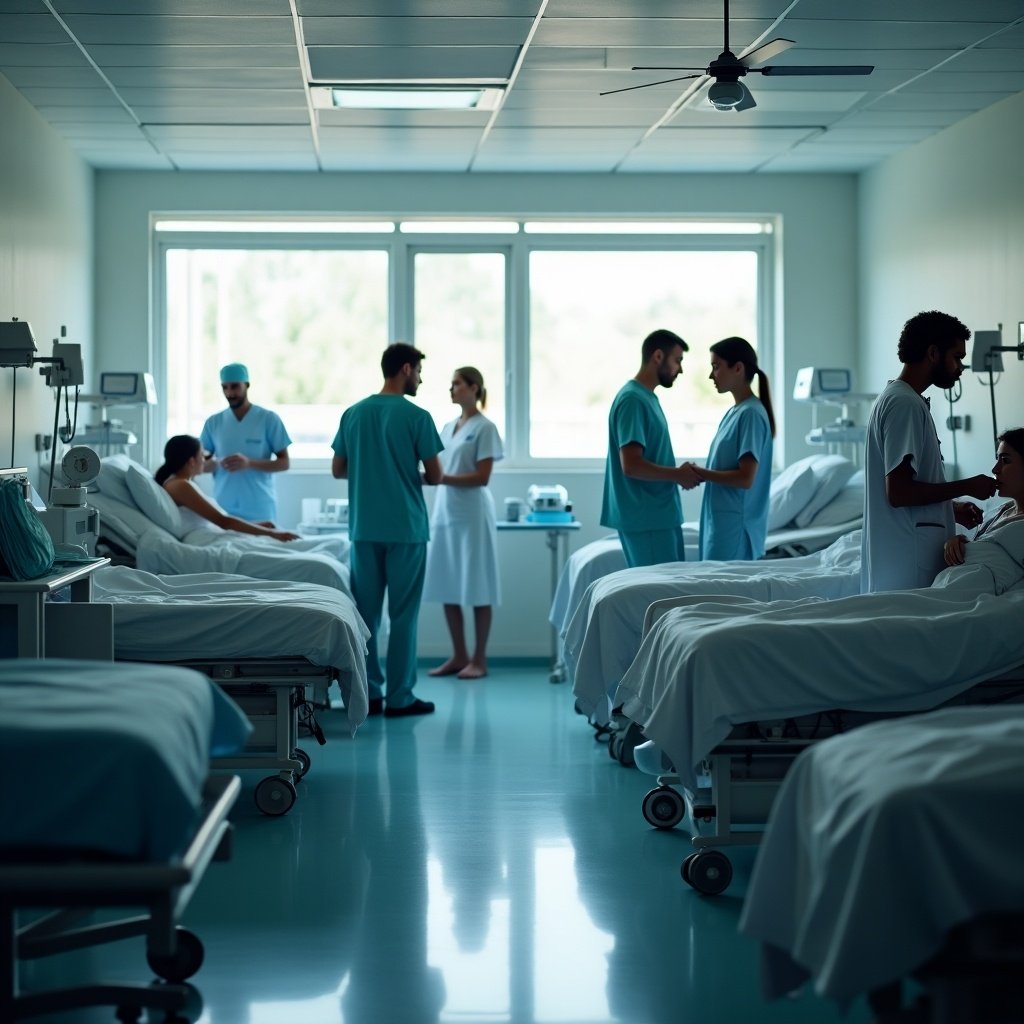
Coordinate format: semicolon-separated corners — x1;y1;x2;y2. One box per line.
601;329;700;567
201;363;291;525
332;344;444;717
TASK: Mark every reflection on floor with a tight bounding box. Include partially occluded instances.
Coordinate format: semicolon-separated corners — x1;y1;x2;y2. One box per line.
24;666;869;1023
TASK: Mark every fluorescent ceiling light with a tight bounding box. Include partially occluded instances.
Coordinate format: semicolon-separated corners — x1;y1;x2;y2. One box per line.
523;221;771;235
399;221;519;234
154;220;395;234
311;85;503;112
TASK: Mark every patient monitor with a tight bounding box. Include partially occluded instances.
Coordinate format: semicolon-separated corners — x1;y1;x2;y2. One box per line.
793;367;874;452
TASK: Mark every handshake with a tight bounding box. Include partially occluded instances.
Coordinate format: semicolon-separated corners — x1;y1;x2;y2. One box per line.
675;461;703;490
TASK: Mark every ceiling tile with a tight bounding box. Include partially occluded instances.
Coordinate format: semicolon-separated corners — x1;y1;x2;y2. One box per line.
307;45;519;81
62;14;295;46
300;15;532;46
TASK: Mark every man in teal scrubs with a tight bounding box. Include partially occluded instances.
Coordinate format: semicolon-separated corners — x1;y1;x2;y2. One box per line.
601;329;699;567
332;344;444;717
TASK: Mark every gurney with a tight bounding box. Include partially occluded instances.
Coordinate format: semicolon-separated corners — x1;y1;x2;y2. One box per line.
738;705;1024;1020
615;525;1024;893
0;659;250;1022
93;566;370;816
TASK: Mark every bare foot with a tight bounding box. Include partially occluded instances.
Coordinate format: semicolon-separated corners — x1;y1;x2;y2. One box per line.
429;657;469;677
456;663;488;679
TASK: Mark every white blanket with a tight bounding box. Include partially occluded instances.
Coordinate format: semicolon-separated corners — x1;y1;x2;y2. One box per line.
138;528;352;596
616;566;1024;792
93;566;370;731
567;532;862;720
738;705;1024;1004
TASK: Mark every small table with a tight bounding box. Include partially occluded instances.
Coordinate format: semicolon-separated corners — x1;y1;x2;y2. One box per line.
496;519;582;682
0;558;110;658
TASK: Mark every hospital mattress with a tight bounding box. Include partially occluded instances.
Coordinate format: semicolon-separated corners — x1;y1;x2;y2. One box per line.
0;659;250;861
92;566;370;731
566;531;862;720
738;705;1024;1006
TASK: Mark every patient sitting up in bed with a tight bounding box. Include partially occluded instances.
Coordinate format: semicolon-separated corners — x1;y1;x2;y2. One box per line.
944;427;1024;566
157;435;300;542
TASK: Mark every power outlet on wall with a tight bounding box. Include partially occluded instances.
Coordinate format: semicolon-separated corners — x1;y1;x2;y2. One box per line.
34;433;53;451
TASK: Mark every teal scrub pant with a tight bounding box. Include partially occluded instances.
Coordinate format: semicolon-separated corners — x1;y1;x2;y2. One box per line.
618;527;687;568
350;540;427;709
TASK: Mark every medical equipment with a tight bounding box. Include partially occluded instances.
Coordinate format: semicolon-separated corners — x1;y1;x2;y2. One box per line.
526;483;573;523
0;319;36;368
77;370;158;455
36;445;101;552
793;366;874;458
972;324;1024;453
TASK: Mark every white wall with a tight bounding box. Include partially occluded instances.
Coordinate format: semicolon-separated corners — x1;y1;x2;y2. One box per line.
859;90;1024;479
94;170;858;656
0;76;94;486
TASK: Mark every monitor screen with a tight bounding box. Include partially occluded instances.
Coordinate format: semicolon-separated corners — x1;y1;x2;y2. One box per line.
816;369;851;393
100;372;139;397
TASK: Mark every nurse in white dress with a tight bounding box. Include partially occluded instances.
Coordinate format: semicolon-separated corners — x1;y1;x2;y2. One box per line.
423;367;504;679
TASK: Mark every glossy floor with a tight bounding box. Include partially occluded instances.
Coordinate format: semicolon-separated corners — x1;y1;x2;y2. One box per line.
27;667;870;1023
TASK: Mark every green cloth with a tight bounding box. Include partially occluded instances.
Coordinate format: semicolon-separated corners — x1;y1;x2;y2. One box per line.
600;380;682;532
332;395;444;543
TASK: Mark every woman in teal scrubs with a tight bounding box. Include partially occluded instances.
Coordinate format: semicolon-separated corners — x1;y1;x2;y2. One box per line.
689;337;775;561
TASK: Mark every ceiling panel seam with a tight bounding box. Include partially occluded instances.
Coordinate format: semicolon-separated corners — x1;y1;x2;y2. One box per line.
290;0;322;171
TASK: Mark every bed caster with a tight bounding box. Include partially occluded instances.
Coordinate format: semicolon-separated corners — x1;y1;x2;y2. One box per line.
642;786;686;829
613;722;642;767
146;927;205;982
608;733;621;760
292;747;311;779
681;850;733;895
254;775;297;816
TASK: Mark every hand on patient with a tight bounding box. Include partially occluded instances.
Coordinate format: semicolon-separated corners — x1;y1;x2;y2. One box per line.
953;499;986;528
944;534;968;566
960;476;998;503
221;452;250;472
272;529;300;542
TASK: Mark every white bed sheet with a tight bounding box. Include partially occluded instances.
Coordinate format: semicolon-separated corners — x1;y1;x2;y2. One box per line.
548;519;862;640
93;566;370;731
615;577;1024;793
567;532;862;720
0;659;250;861
738;705;1024;1004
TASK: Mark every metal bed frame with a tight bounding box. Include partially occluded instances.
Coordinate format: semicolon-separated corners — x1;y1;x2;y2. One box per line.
169;658;330;817
636;673;1024;896
0;774;239;1023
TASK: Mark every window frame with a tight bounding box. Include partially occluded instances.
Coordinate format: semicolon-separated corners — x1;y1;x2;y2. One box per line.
152;218;776;471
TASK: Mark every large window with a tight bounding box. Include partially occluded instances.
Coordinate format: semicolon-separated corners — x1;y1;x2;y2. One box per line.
156;220;771;465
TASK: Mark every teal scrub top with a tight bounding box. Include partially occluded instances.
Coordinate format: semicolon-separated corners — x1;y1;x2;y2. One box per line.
600;380;683;532
698;398;773;560
332;395;444;544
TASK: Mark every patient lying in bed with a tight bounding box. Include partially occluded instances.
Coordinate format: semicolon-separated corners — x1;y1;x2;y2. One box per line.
615;516;1024;794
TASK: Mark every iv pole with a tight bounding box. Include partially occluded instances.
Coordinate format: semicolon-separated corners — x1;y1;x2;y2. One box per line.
979;323;1024;452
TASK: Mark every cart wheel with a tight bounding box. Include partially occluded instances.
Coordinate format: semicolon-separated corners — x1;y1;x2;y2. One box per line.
681;853;696;884
642;787;686;829
684;850;733;896
293;747;312;778
254;775;297;816
608;734;621;760
147;927;205;982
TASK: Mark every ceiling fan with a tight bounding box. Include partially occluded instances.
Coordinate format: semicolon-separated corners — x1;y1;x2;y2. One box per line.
600;0;873;111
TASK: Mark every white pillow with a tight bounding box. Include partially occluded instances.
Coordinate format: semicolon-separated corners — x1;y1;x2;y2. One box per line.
89;491;174;545
804;470;864;529
125;465;184;539
767;456;820;530
793;455;858;528
95;454;135;507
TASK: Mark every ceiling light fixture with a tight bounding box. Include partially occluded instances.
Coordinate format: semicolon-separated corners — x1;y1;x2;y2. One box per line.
311;85;504;112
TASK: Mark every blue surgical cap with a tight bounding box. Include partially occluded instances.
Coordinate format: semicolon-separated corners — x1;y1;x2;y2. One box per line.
219;362;249;384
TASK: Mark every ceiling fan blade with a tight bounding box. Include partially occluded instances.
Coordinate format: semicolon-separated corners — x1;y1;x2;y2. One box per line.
734;81;757;111
740;38;795;68
757;64;874;77
600;74;700;97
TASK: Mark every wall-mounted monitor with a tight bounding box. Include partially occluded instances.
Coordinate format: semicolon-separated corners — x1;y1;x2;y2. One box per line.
98;372;157;403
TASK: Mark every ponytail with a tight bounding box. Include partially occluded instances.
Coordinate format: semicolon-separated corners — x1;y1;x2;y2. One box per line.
755;368;776;438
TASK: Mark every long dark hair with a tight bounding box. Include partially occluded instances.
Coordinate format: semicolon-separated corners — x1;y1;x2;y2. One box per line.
998;428;1024;461
155;435;201;485
709;336;776;438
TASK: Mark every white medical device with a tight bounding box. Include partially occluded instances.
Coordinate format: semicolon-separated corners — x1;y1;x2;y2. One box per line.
793;367;875;454
0;319;37;368
527;484;569;512
77;371;158;454
37;446;101;553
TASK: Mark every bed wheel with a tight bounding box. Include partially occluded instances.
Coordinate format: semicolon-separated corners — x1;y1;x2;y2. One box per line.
293;747;312;778
682;850;733;896
147;926;205;982
608;734;621;760
254;775;297;816
642;787;685;829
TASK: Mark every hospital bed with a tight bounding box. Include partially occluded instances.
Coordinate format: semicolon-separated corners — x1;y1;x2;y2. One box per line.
566;530;862;729
92;565;370;817
87;452;350;582
738;705;1024;1022
549;459;864;642
613;523;1024;893
0;658;250;1022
